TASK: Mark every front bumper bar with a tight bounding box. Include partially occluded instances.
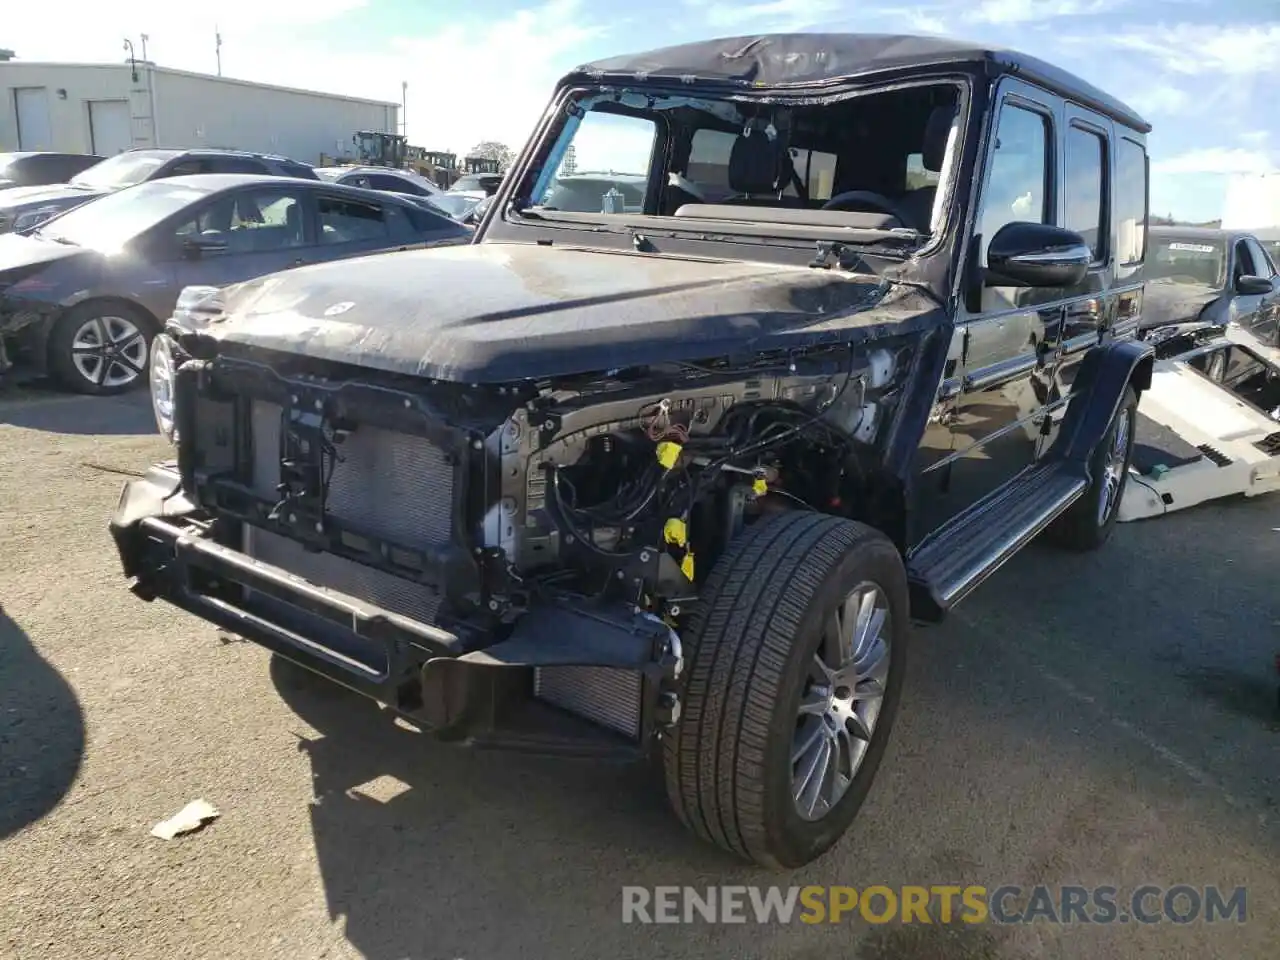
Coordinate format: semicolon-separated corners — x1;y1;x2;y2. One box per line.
110;464;682;758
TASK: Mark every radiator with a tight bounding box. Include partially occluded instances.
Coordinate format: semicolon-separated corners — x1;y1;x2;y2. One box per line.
534;667;644;740
242;401;452;624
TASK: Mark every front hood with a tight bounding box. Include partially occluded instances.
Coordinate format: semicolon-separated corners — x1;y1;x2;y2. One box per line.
1140;278;1222;329
201;242;941;382
0;183;103;216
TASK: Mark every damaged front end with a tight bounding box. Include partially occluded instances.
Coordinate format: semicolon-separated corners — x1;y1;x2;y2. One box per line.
114;298;920;757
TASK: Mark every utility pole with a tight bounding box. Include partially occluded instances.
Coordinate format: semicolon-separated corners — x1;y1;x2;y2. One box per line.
140;33;149;62
215;27;222;76
401;80;408;136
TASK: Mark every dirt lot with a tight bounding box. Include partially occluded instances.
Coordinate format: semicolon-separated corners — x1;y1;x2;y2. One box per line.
1;387;1278;960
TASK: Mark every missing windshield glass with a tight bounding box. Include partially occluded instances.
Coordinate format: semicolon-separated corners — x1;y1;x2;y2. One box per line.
518;80;962;243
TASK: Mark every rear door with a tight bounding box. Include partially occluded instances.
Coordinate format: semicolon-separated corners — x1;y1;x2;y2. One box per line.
313;192;401;262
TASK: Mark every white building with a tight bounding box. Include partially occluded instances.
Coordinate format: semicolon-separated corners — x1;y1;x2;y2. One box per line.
0;60;399;166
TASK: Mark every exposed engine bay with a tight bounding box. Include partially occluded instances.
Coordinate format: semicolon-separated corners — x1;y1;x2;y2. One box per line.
480;341;908;621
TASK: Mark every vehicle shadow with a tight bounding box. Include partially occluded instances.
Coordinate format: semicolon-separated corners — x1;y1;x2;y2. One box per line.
0;383;155;436
0;604;86;841
271;477;1280;960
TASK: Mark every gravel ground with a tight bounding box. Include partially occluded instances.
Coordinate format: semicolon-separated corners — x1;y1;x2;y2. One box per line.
1;387;1277;960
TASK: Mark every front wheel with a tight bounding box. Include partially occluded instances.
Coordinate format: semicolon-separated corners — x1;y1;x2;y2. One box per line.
663;511;910;869
48;301;154;396
1048;384;1138;551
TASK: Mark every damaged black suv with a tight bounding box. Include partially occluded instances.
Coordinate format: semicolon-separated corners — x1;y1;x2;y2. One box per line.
112;34;1154;868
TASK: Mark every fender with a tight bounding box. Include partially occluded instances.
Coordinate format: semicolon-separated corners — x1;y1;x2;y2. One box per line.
1048;338;1154;465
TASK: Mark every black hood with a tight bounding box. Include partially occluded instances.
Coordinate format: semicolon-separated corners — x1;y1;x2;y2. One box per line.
200;242;942;383
1139;278;1222;330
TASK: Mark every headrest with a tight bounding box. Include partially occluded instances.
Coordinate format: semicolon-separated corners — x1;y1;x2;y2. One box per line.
922;105;957;173
728;131;781;195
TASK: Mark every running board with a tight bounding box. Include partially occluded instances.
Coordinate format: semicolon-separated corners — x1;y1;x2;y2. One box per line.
907;461;1088;622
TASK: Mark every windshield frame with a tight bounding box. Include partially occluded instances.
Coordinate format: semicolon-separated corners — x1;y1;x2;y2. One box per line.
69;151;175;191
32;179;216;252
485;74;970;264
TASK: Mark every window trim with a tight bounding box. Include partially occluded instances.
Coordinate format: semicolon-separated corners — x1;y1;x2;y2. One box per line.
1064;118;1110;267
148;185;314;260
1243;236;1274;279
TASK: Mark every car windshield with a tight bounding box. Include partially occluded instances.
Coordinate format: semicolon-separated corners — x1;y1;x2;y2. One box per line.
426;193;481;219
70;151;173;190
313;167;347;181
516;82;962;244
1147;236;1227;287
34;180;212;252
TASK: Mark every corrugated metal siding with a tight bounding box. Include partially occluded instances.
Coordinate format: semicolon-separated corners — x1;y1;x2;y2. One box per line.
152;70;397;165
0;62;397;163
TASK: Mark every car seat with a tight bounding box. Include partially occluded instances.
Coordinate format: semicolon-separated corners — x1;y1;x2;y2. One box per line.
899;104;957;232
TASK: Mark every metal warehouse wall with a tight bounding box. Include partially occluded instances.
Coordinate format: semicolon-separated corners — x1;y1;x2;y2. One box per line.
1;62;398;165
151;70;398;165
0;63;146;154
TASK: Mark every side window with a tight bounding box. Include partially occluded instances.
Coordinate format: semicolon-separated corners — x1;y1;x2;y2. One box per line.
686;129;736;202
1064;124;1107;263
539;110;657;212
405;203;459;234
979;102;1051;263
783;148;837;201
318;196;388;243
384;203;417;241
372;173;423;195
1244;238;1274;279
162;159;205;178
1116;138;1148;265
169;189;305;254
210;157;268;175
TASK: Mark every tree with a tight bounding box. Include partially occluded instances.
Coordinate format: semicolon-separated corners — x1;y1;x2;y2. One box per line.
468;140;515;171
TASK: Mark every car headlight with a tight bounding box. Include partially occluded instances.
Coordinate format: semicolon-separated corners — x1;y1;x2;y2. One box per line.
12;206;62;232
150;333;178;443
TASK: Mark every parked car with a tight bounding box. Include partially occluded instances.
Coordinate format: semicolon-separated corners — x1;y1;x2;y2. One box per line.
421;191;486;223
0;148;320;236
448;172;503;196
313;164;443;197
113;32;1154;869
1138;226;1280;346
0;173;470;394
0;152;105;191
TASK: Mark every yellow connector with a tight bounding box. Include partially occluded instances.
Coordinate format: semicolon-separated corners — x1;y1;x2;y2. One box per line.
663;517;688;547
752;476;768;496
655;440;683;470
680;551;695;581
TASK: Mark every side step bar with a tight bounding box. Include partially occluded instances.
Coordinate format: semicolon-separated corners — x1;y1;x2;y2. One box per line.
906;461;1088;622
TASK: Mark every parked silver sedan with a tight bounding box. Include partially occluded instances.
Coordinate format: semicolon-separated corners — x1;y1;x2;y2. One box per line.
0;173;471;394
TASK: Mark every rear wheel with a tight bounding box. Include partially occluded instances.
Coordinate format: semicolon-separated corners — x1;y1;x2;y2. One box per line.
1047;384;1138;551
663;511;910;869
48;301;154;396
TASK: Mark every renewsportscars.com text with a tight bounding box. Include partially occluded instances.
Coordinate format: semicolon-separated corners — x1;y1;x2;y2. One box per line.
621;884;1247;925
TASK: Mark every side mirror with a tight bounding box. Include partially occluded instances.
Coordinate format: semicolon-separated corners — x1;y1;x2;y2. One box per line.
182;235;228;260
1235;274;1274;296
985;221;1092;289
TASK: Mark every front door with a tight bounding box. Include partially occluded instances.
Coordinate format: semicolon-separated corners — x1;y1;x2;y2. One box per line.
169;186;316;291
945;81;1058;522
1241;236;1280;345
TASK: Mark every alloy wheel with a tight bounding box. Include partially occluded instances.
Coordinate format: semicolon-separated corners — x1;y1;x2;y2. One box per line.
70;315;147;390
791;580;892;821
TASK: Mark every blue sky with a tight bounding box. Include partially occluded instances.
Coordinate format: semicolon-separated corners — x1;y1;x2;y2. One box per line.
11;0;1280;221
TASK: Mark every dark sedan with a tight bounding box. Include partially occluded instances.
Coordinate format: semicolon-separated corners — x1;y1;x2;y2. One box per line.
1140;226;1280;345
0;148;320;235
0;152;105;191
0;173;471;395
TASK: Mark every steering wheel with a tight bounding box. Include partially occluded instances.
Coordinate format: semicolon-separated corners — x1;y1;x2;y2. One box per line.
821;189;913;226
